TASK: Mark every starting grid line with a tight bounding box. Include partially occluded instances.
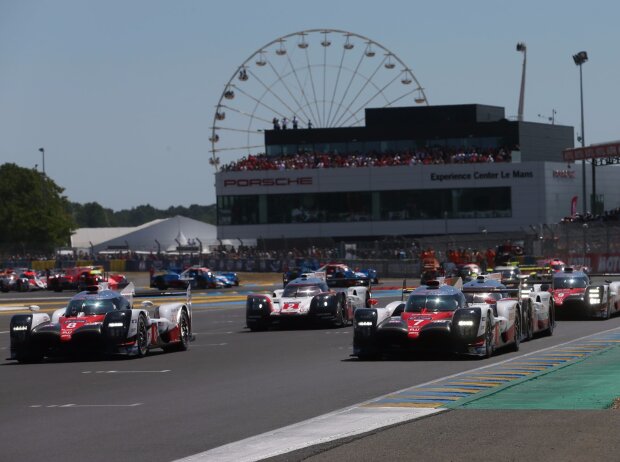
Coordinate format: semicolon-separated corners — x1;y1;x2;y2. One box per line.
364;331;620;410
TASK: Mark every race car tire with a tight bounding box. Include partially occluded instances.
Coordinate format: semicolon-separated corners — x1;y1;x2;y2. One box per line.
136;314;149;357
544;301;555;336
356;350;380;361
483;314;494;358
17;280;29;292
248;319;268;331
156;281;168;290
511;310;521;352
524;302;534;341
165;310;191;352
365;291;371;308
601;302;611;320
333;297;346;328
15;347;44;364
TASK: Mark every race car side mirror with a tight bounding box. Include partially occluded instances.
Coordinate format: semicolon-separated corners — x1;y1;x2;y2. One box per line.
368;298;379;306
141;301;154;308
28;305;40;311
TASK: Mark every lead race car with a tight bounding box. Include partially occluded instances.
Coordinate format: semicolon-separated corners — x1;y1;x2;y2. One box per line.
353;276;529;359
8;283;192;363
246;272;370;330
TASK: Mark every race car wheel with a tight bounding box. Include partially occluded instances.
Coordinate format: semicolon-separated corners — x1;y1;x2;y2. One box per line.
165;310;191;352
483;315;494;358
544;301;555;336
365;291;371;308
16;347;44;364
524;304;534;341
356;349;380;361
334;297;346;328
511;310;521;352
601;302;611;320
136;314;149;357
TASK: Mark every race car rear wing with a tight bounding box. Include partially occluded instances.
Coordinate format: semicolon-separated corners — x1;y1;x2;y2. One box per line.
300;271;327;282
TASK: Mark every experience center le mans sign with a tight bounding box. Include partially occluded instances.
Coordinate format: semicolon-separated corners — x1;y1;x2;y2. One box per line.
429;170;534;182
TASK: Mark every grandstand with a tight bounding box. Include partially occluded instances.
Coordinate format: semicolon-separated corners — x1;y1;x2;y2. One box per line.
215;103;620;245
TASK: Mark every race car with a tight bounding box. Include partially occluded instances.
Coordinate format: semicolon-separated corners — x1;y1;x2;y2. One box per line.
283;265;318;287
550;267;620;319
456;263;481;283
13;270;47;291
356;268;379;284
47;266;127;292
518;273;556;338
0;268;29;292
214;273;233;288
494;265;522;288
8;283;192;363
76;268;128;292
353;278;523;359
317;263;370;288
0;269;46;292
545;258;566;273
217;271;239;286
151;266;219;290
246;272;370;330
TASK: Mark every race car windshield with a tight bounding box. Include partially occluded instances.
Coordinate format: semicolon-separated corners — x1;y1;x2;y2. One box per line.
405;295;459;312
553;277;588;289
465;292;503;303
65;298;120;316
282;284;324;298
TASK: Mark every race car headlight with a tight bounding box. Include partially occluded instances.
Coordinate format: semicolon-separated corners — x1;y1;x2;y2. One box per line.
12;325;28;331
452;308;481;341
354;308;377;328
103;310;131;339
588;287;603;304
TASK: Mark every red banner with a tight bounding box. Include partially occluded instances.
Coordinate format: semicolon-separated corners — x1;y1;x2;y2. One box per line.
570;196;578;216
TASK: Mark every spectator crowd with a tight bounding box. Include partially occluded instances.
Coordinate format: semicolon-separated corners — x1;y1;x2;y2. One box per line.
221;147;513;172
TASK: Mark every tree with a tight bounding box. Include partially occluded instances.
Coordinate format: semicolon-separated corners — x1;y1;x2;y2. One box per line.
70;202;114;227
0;163;75;254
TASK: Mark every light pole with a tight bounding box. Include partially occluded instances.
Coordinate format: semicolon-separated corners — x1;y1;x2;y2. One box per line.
516;42;527;122
573;51;588;216
38;147;45;175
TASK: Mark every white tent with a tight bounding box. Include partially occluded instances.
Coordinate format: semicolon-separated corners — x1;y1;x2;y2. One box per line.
71;216;255;254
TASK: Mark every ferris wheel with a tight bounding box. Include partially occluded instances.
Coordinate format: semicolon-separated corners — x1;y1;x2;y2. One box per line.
209;29;428;170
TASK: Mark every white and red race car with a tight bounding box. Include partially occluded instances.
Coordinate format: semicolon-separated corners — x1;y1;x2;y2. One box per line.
9;283;192;363
551;267;620;319
246;272;370;330
353;276;541;360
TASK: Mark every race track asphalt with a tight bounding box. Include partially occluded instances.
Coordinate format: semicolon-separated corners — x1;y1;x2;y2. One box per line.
2;279;620;461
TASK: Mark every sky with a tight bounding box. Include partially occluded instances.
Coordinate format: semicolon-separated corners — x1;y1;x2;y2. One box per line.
1;0;619;211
